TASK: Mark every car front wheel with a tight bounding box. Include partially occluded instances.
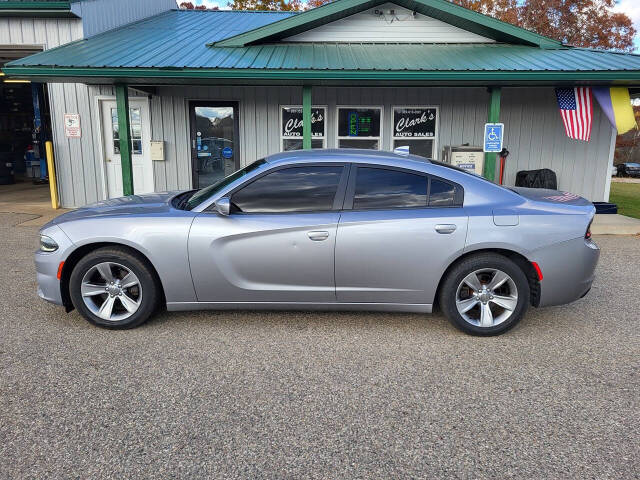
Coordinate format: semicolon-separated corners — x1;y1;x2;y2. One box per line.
439;253;530;336
69;247;160;329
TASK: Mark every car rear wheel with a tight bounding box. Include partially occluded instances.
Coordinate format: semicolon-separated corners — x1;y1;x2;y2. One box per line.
439;253;530;336
69;247;159;329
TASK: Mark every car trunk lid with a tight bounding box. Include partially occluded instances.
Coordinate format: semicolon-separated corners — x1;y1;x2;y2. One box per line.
508;187;593;207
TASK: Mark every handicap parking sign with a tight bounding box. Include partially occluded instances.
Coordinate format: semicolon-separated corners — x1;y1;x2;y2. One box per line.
483;123;504;153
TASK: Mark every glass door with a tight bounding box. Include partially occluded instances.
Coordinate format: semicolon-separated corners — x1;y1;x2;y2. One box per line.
189;102;239;189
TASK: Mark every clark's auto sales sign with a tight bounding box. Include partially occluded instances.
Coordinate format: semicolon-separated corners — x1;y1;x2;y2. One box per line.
393;108;436;138
282;107;325;137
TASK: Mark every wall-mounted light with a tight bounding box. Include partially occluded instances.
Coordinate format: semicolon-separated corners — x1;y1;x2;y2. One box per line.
3;79;31;83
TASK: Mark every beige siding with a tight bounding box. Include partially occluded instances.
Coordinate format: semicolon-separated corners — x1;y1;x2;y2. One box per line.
501;87;615;202
148;86;613;203
71;0;175;37
0;16;82;48
284;3;495;43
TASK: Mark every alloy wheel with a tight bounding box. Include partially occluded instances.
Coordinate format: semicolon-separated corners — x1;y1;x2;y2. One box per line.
455;268;518;328
80;262;142;321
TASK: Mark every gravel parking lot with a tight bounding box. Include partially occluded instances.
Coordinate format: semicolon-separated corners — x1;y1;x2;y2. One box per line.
1;212;638;479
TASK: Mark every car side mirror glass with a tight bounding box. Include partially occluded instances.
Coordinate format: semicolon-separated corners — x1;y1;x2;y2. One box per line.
214;197;231;216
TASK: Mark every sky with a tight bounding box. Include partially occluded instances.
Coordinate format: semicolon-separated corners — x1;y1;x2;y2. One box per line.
614;0;640;52
183;0;640;51
189;0;224;8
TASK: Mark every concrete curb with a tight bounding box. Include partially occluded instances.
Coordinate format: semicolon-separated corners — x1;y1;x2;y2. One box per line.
591;214;640;235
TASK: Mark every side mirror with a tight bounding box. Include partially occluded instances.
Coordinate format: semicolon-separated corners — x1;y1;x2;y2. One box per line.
214;197;231;216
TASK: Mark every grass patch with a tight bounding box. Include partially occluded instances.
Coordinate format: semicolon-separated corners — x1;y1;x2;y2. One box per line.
610;181;640;219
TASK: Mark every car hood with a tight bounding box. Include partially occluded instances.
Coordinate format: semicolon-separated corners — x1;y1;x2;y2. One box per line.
48;191;184;226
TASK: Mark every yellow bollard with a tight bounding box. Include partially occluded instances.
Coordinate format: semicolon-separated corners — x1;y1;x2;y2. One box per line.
45;141;59;209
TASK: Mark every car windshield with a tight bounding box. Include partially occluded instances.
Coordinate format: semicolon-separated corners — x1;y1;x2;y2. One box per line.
184;159;267;211
627;163;640;167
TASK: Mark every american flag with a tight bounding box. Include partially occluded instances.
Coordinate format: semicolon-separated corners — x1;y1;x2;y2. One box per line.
555;87;593;141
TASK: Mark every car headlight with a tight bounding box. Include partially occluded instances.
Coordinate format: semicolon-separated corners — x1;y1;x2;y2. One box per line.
39;235;59;252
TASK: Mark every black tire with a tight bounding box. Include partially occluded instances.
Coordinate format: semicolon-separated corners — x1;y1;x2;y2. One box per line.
439;253;530;336
69;247;160;329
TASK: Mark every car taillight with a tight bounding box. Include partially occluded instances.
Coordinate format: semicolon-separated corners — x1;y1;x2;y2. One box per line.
585;221;592;240
531;261;543;281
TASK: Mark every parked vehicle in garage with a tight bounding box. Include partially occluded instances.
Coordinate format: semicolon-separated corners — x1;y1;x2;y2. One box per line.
35;149;599;335
616;162;640;178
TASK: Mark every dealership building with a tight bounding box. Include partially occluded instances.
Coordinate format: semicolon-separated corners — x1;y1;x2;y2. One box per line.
3;0;640;208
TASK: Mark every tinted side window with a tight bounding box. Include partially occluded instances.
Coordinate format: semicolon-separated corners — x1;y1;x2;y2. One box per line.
353;167;427;209
429;178;456;207
231;166;343;213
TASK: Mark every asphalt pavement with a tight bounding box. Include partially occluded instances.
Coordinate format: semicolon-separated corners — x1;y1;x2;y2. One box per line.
1;212;638;479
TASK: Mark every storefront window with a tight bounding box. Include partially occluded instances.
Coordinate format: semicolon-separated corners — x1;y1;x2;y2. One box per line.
392;107;438;159
337;107;382;150
281;106;326;151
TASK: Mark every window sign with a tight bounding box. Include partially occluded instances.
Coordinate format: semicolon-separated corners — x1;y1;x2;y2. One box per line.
337;107;382;150
392;106;439;159
281;106;326;151
393;108;436;137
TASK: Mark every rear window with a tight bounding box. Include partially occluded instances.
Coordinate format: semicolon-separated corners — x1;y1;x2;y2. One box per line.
350;167;462;210
429;178;456;207
353;167;427;210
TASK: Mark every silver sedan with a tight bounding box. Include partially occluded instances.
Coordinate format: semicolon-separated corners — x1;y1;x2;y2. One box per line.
35;149;599;335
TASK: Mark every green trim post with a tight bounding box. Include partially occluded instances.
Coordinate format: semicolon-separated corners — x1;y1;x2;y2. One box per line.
483;87;501;181
115;84;134;196
302;85;312;150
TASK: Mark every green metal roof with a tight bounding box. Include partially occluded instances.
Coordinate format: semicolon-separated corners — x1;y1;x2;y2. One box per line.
213;0;561;49
0;0;75;17
4;8;640;84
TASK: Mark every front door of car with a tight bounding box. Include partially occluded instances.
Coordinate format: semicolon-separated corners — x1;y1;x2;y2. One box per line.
188;164;348;303
335;166;468;305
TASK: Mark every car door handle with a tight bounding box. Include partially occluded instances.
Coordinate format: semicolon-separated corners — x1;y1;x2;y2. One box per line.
435;224;457;234
307;231;330;241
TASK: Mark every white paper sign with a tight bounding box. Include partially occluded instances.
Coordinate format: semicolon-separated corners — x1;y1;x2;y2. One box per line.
64;113;81;138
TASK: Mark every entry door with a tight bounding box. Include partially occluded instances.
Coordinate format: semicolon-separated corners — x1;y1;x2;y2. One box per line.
101;99;153;198
189;102;239;189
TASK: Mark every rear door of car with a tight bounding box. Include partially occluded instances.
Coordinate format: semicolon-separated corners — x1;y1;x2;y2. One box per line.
335;164;468;306
188;163;348;303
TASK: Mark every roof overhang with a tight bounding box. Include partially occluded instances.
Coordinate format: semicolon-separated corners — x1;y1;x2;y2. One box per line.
0;1;76;17
4;65;640;87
